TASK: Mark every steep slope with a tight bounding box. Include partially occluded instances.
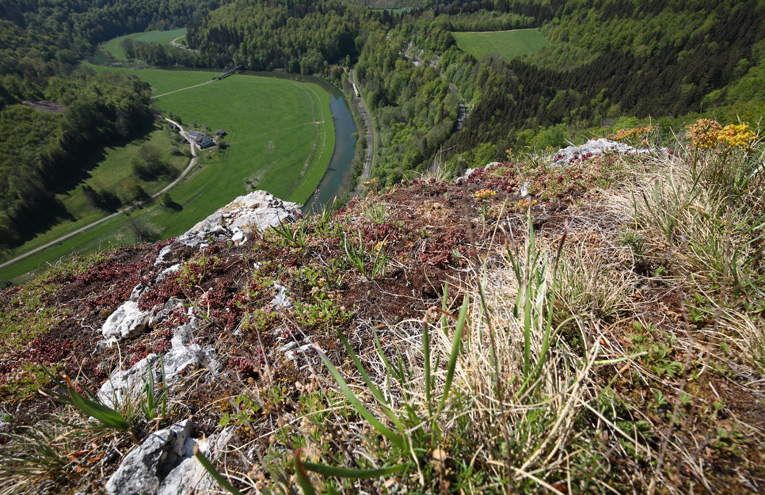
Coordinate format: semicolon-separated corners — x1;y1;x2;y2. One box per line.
1;123;764;493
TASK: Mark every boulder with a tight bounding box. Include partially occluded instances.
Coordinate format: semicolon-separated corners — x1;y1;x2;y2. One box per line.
105;421;236;495
156;427;235;495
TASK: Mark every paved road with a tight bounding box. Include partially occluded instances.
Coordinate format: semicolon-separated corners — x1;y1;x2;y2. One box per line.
0;119;197;271
350;68;375;196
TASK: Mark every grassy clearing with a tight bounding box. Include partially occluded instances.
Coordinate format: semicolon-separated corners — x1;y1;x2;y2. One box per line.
58;125;186;219
100;28;187;60
453;28;550;59
0;125;187;280
97;67;333;203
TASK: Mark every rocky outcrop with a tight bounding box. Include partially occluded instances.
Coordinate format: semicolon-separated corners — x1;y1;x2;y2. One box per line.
105;420;195;495
97;191;300;493
175;190;301;249
101;301;151;341
551;138;656;165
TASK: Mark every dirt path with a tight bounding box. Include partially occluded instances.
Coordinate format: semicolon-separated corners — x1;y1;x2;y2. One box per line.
350;68;375;196
0;119;197;272
170;35;200;54
154;79;214;98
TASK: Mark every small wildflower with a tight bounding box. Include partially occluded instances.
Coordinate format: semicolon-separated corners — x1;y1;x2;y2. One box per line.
475;189;496;202
686;119;722;149
608;125;655;144
717;123;757;149
686;119;757;150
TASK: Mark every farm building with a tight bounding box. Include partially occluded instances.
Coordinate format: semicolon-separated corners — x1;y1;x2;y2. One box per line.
188;129;214;149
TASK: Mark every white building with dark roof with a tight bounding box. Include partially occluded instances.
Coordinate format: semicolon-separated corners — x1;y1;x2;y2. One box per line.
188;130;214;149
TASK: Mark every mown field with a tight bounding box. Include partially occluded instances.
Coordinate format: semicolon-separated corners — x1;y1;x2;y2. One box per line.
0;67;334;283
453;28;550;59
101;28;187;60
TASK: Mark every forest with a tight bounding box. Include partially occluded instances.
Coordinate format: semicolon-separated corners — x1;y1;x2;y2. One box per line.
0;0;227;252
190;0;765;181
1;0;764;251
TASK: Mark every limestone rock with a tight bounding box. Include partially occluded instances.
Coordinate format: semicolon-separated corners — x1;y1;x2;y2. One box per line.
98;354;159;409
551;138;655;166
101;301;150;340
105;420;194;495
177;190;301;248
156;427;235;495
163;345;202;379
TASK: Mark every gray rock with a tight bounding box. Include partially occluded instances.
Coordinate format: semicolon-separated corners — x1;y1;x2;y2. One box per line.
156;263;182;283
157;427;235;495
163;345;202;379
129;284;149;302
105;420;194;495
551;138;655;166
98;345;202;409
231;228;246;245
171;316;198;349
101;301;150;340
98;354;158;409
155;245;173;266
270;282;292;310
177;190;301;248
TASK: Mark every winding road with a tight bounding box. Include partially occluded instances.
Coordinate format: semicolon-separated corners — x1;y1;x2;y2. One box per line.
0;119;197;271
350;68;375;196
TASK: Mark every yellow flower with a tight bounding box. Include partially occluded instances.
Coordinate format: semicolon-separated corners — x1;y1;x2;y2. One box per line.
686;119;722;149
686;119;757;149
717;123;757;149
475;189;497;202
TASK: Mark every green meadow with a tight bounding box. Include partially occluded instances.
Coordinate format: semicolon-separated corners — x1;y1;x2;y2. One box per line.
1;67;334;283
101;28;188;60
453;29;550;60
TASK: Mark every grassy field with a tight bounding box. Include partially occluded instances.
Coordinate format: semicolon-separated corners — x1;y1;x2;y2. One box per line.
101;28;187;60
453;28;550;59
1;69;334;283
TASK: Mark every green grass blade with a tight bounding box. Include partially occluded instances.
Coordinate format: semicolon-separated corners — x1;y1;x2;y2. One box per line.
372;329;402;383
336;330;386;404
67;384;131;431
303;460;409;479
194;445;244;495
436;295;469;415
423;317;432;416
316;348;406;451
335;330;405;431
294;449;317;495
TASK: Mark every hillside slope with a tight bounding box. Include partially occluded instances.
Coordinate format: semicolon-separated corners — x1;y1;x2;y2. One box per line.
1;122;763;494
